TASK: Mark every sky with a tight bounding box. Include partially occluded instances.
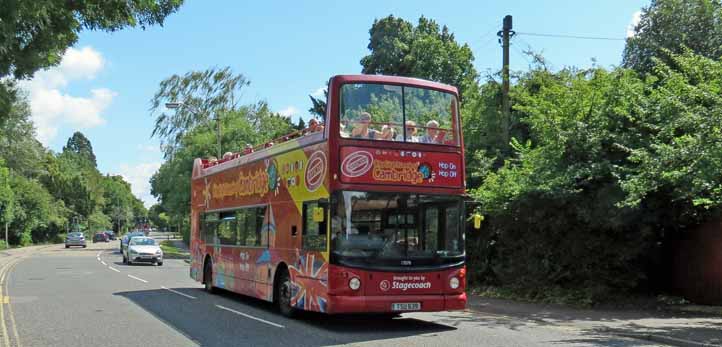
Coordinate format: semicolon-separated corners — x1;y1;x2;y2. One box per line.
19;0;649;207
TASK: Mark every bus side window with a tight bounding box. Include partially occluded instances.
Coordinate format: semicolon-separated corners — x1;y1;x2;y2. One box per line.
217;211;236;245
203;213;219;244
302;201;327;251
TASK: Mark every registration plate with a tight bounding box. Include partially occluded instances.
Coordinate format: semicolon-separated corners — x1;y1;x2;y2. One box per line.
391;302;421;311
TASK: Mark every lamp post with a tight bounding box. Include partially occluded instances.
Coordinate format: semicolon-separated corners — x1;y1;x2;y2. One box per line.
166;102;222;158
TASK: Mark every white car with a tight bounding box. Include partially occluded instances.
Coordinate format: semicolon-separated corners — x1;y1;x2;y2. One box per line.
123;236;163;266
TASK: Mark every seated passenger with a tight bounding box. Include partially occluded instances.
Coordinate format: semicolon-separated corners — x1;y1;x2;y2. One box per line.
222;152;234;160
420;120;443;144
380;125;396;141
396;120;420;142
243;144;254;154
307;118;324;134
350;112;381;139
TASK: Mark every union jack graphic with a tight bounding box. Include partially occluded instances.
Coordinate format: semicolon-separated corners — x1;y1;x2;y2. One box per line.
288;253;328;312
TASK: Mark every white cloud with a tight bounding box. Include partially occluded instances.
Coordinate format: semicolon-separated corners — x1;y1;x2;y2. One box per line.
18;46;115;145
116;162;162;208
278;106;298;118
627;10;642;38
311;86;326;98
136;144;160;154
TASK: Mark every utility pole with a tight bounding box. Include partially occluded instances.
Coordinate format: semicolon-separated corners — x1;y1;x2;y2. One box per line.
498;15;515;146
216;112;222;158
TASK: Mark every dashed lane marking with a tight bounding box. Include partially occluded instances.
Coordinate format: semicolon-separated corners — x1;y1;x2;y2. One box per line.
161;286;197;300
108;267;120;273
215;304;284;328
127;275;148;283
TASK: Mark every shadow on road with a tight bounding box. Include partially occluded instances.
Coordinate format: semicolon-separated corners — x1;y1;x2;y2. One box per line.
115;287;455;347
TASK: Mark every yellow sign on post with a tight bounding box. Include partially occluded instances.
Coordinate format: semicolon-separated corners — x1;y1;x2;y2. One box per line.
473;214;484;229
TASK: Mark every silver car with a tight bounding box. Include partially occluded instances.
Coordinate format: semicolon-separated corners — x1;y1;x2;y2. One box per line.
65;232;87;248
123;236;163;266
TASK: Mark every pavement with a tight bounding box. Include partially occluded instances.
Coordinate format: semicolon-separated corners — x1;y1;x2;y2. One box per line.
466;295;722;347
0;240;715;346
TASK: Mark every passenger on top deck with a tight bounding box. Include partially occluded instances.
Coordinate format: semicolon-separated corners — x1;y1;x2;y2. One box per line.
243;144;254;154
350;112;381;139
307;118;324;133
396;120;420;142
420;120;445;144
380;125;396;141
222;152;234;160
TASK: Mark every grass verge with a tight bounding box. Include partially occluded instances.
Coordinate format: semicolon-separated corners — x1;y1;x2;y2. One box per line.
160;240;189;259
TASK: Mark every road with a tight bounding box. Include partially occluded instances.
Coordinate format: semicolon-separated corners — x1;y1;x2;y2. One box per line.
1;240;662;347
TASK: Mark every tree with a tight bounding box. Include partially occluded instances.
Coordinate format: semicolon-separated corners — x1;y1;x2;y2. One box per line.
308;90;327;119
0;0;184;80
63;131;97;167
150;67;250;158
295;117;306;131
360;15;479;98
623;0;722;73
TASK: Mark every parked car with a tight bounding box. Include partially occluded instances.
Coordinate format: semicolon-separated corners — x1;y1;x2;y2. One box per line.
93;232;109;243
120;231;145;253
65;232;87;248
104;230;116;240
123;236;163;266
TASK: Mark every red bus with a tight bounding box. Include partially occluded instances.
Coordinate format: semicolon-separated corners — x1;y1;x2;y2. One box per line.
190;74;467;316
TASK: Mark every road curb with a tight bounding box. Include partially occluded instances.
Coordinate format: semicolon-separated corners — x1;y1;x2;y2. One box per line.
613;332;720;347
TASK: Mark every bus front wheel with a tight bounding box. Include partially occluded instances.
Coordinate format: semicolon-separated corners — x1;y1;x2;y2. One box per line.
204;259;216;294
276;269;297;318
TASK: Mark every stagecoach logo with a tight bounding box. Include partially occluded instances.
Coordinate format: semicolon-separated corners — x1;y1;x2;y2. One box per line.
304;151;326;192
341;151;373;178
381;275;432;292
379;280;391;292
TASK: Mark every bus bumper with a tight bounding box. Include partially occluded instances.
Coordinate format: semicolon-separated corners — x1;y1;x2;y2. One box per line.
326;292;466;314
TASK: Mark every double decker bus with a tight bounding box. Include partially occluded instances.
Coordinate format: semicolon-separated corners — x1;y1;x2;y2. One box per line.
190;74;467;316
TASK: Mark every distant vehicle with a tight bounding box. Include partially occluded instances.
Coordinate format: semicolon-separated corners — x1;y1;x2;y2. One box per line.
123;236;163;266
120;231;145;253
65;232;87;248
93;232;109;243
104;230;116;240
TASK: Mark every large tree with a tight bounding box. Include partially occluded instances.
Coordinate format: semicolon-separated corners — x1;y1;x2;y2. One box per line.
623;0;722;73
150;67;250;158
0;0;184;80
63;131;97;167
360;15;478;98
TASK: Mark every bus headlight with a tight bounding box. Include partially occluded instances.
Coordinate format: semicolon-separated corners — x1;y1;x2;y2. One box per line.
349;277;361;291
449;277;460;289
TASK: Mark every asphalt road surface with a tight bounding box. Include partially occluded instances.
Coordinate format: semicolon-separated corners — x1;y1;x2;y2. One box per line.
3;241;662;347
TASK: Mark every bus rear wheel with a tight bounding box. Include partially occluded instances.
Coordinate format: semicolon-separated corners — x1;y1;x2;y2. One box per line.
275;269;296;318
204;259;216;294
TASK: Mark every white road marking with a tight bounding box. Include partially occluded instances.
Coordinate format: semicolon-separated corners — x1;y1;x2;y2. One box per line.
101;261;106;266
96;251;102;257
127;275;148;283
109;267;120;273
161;286;197;300
215;304;285;328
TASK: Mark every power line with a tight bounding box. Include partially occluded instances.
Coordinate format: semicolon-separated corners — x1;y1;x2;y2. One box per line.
516;32;625;41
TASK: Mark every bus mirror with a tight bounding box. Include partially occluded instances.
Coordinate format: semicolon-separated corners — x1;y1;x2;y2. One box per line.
473;214;483;229
312;207;325;222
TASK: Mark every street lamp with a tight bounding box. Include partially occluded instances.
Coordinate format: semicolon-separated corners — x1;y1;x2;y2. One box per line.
166;102;222;158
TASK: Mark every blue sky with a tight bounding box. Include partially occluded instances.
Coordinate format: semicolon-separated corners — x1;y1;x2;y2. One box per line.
22;0;649;206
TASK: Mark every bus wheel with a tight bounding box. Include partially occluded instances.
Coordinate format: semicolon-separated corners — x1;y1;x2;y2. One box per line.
276;269;297;318
204;259;216;294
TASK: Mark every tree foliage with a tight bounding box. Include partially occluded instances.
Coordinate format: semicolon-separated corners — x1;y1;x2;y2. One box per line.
150;66;250;158
63;132;97;167
0;0;184;80
360;15;478;98
470;51;722;302
623;0;722;74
